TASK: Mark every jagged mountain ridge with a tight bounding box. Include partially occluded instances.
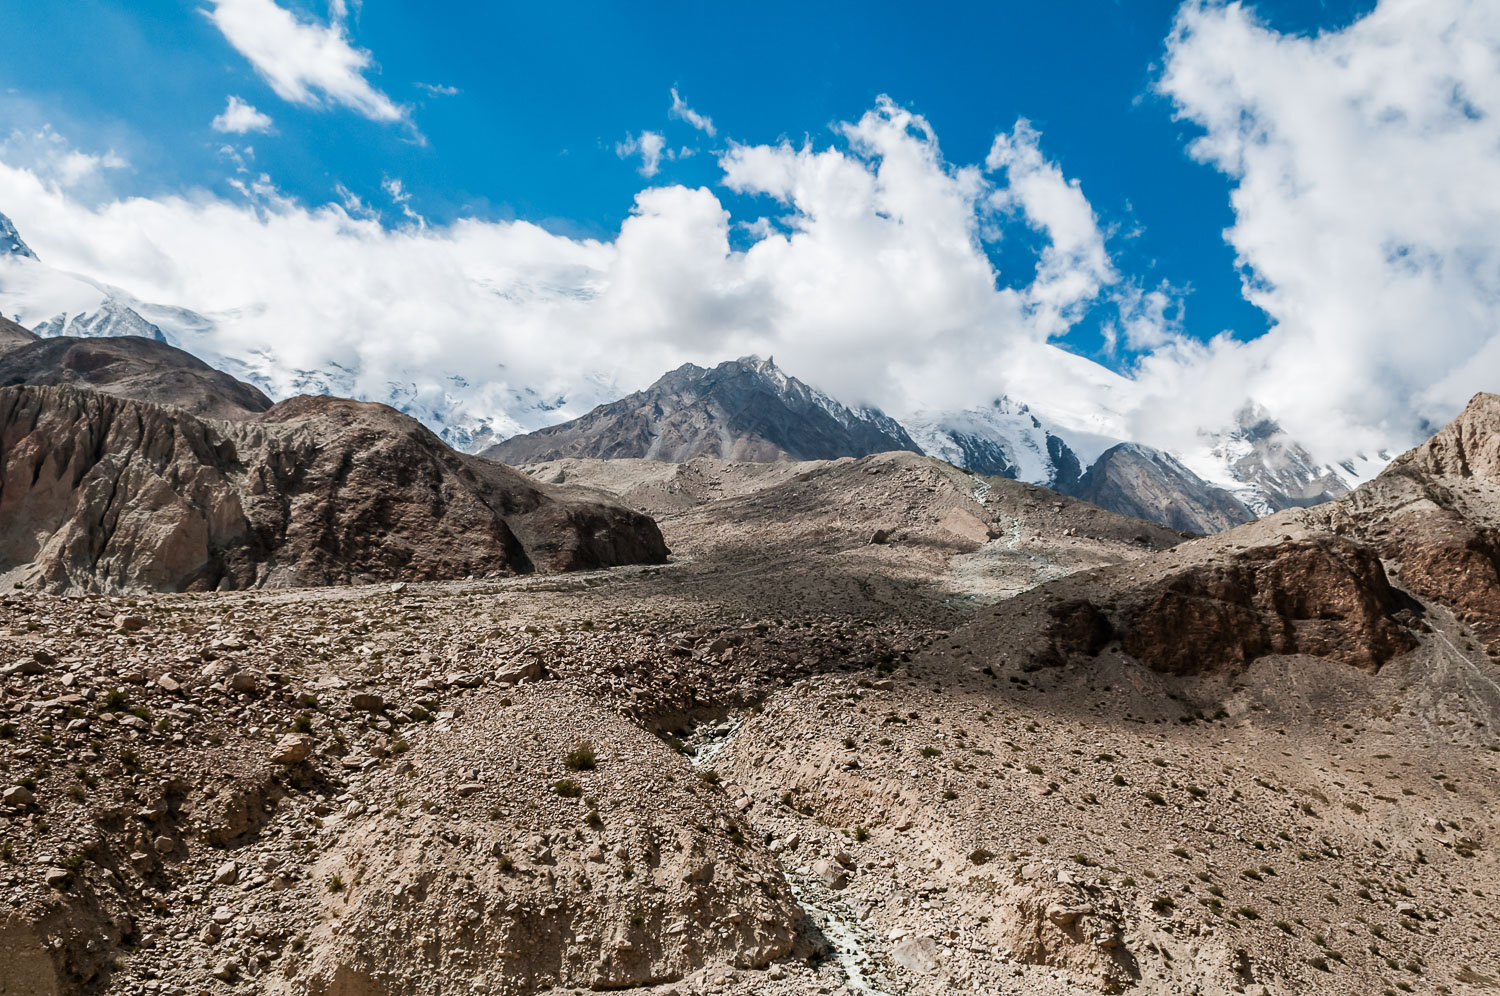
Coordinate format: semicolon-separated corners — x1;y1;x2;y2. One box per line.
0;209;1376;531
483;357;922;465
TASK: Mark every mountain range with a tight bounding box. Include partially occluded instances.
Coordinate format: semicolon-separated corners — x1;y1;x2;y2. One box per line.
0;209;1389;533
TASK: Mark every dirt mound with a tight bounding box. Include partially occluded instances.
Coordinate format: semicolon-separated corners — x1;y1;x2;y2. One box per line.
0;385;666;592
267;687;804;995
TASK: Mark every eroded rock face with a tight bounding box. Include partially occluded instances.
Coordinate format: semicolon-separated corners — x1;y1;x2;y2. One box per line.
0;385;667;593
1392;392;1500;481
1346;392;1500;654
1038;539;1417;674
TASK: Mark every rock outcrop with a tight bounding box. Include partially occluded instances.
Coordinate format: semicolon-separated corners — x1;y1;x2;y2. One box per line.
0;332;272;420
1342;392;1500;654
0;385;667;592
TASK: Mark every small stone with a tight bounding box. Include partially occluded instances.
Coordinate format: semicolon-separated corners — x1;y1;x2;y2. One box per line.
456;783;484;798
890;934;943;975
156;674;181;693
43;867;70;889
214;861;239;885
112;614;147;632
352;693;385;712
152;835;175;855
494;660;543;685
811;858;849;890
229;674;259;694
211;906;234;925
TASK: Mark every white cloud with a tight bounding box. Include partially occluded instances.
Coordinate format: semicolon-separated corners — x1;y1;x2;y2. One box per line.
381;176;425;226
415;82;460;98
203;0;406;123
615;131;667;177
211;95;274;134
0;101;1127;446
13;6;1491;474
669;88;716;136
0;127;127;189
1142;0;1500;459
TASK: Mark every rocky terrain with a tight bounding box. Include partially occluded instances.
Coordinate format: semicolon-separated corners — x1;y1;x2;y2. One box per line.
0;384;666;593
2;387;1500;996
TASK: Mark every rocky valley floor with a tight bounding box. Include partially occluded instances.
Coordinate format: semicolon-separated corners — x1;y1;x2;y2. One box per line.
4;443;1500;996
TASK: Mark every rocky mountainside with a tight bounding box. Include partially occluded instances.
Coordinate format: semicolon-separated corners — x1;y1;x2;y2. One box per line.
491;358;1257;533
484;356;921;465
0;331;273;420
1066;442;1255;534
0;384;667;593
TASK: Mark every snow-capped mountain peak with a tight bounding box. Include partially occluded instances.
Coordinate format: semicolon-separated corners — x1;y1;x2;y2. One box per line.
0;212;36;260
901;396;1086;490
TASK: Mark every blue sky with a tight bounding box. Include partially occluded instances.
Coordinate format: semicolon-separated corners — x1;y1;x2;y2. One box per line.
0;0;1494;467
0;0;1376;363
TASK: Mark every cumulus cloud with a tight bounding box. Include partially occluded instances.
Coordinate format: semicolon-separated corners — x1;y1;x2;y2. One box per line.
203;0;406;123
0;100;1129;444
615;131;667;177
669;88;715;136
211;95;273;134
1143;0;1500;459
12;0;1491;470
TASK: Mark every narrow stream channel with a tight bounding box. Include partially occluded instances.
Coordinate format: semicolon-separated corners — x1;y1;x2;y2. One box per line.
682;715;896;995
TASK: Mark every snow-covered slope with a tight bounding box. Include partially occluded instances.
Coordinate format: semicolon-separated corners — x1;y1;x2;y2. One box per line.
1;212;35;259
903;398;1085;490
0;213;170;344
1179;405;1392;517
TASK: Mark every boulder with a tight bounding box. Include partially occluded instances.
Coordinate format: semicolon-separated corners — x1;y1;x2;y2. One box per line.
270;734;314;765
